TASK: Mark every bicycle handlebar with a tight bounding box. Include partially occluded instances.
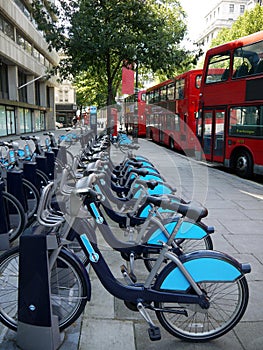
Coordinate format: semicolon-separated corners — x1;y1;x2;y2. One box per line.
145;195;208;220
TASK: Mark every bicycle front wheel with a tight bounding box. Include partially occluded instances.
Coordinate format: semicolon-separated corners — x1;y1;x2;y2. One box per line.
154;263;249;341
0;247;89;331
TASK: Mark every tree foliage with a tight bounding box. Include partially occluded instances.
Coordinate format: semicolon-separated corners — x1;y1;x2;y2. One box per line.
32;0;195;106
211;4;263;47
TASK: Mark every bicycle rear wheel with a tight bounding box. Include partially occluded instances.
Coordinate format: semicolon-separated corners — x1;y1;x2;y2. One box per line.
2;191;26;242
154;262;249;341
0;247;89;331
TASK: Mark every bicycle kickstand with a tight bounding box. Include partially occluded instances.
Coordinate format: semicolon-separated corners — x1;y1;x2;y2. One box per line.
137;302;161;341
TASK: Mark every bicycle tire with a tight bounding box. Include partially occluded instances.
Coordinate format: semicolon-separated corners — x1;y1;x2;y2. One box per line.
143;235;213;271
0;247;89;331
2;191;26;242
22;178;40;222
36;169;49;191
153;261;249;341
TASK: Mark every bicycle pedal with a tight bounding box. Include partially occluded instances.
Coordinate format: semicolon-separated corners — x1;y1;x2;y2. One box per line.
148;326;161;341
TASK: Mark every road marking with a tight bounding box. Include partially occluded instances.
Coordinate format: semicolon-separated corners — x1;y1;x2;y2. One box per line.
240;190;263;200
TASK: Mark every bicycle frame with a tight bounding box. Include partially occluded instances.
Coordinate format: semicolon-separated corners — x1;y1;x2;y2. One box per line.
37;181;250;308
69;216;249;308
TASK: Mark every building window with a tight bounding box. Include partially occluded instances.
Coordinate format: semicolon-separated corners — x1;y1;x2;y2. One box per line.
35;111;45;131
39;53;45;65
0;62;9;99
0;15;15;40
64;90;69;102
240;5;245;14
35;80;40;105
16;31;25;48
24;39;32;55
59;89;63;102
18;108;33;133
46;86;51;108
33;47;39;60
18;71;27;103
0;105;7;136
229;4;234;13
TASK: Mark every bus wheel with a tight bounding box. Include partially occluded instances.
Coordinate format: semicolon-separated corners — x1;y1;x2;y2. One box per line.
169;137;174;150
233;150;253;178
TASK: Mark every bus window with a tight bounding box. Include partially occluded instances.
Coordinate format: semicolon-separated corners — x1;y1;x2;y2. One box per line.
141;92;146;102
205;53;230;83
233;49;252;78
196;75;202;88
175;78;185;99
167;83;175;100
160;86;167;101
233;40;263;76
153;89;160;103
174;113;180;131
229;106;263;137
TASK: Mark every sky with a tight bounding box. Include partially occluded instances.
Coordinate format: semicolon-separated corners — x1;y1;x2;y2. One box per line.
180;0;218;43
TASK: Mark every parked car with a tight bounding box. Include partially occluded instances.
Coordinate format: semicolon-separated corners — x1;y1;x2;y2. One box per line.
55;121;64;129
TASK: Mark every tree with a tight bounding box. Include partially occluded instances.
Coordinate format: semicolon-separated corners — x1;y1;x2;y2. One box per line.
32;0;194;106
211;4;263;47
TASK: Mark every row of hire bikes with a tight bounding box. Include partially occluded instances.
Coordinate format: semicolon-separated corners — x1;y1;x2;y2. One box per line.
0;128;251;344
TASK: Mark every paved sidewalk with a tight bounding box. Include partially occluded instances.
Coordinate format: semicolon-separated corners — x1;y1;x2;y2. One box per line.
1;137;263;349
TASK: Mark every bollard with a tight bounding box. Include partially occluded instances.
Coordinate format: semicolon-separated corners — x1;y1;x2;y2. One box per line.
35;154;48;177
17;227;62;350
23;162;38;188
6;169;28;212
45;151;55;179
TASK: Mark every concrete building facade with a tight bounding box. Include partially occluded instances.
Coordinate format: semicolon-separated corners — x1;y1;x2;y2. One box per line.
197;0;260;52
0;0;60;137
55;78;77;127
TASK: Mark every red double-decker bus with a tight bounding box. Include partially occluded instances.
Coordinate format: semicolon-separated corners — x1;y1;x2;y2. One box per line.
197;31;263;178
146;70;202;154
123;90;146;137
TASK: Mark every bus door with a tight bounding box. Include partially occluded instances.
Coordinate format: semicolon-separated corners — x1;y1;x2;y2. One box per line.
203;109;225;162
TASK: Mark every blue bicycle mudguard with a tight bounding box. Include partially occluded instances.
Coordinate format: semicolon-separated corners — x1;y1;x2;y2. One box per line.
159;250;251;291
147;220;208;245
129;173;164;183
119;138;132;144
133;183;172;201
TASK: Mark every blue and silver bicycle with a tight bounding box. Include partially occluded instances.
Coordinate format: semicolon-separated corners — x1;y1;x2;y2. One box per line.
0;183;251;342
